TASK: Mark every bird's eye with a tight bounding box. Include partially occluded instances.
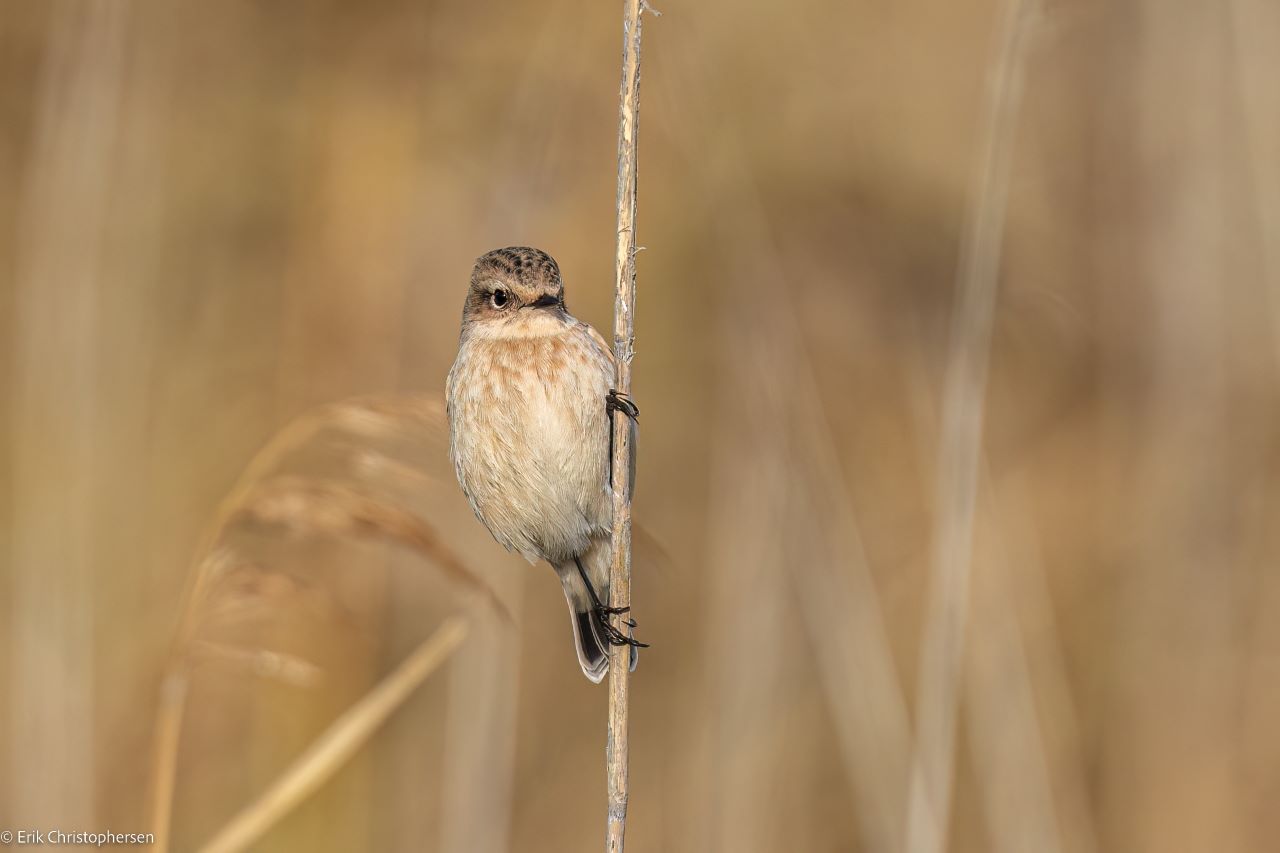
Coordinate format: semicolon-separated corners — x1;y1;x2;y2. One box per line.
490;288;509;308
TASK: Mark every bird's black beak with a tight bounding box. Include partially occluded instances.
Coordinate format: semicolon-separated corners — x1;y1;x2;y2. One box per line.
528;294;560;309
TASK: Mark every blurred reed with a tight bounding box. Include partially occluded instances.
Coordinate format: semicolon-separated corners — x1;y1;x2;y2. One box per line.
8;0;128;829
149;396;505;852
906;1;1038;850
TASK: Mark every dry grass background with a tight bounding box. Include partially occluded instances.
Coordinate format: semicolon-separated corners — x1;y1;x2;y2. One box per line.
3;0;1280;851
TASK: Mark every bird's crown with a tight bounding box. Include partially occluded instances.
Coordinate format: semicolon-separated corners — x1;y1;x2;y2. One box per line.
471;247;562;295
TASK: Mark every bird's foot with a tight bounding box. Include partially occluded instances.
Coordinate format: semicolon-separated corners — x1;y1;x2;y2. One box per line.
606;389;639;421
594;605;650;649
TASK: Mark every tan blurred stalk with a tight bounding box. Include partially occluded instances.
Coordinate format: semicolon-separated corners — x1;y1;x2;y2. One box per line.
704;294;793;853
1103;3;1258;849
974;473;1099;853
784;340;919;853
672;23;922;848
906;1;1038;851
437;605;521;853
725;197;920;852
8;0;130;829
901;342;1096;853
1226;0;1280;371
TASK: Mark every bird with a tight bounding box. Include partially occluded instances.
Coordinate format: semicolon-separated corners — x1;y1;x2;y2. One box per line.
445;246;644;682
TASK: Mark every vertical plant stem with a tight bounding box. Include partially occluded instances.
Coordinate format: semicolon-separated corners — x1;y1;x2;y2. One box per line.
148;671;189;853
905;1;1036;852
607;0;645;850
10;0;129;830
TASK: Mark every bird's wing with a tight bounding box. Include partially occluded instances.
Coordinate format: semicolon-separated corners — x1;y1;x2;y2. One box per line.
584;322;616;367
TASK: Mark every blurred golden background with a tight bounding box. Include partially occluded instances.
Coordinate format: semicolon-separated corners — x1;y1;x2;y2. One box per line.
3;0;1279;851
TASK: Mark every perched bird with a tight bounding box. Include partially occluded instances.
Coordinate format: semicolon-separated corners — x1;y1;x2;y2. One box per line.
446;247;643;682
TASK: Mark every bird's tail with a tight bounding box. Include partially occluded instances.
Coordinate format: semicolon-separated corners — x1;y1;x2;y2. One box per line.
555;540;640;683
555;561;609;683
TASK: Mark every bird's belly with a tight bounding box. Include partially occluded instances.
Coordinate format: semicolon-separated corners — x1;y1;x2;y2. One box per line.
448;333;612;563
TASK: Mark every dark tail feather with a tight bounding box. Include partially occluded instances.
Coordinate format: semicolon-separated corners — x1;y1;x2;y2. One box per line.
557;563;609;682
572;607;609;683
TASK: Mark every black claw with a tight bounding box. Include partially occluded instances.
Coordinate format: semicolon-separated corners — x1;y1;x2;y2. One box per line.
606;389;639;421
594;607;650;649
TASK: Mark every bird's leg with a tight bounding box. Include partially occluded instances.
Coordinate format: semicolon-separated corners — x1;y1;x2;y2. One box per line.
606;389;639;421
598;391;645;649
575;556;649;649
575;557;629;615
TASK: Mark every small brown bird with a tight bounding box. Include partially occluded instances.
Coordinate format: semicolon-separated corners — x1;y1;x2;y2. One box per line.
446;247;643;682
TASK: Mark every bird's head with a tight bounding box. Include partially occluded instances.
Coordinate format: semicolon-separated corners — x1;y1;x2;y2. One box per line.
462;247;569;338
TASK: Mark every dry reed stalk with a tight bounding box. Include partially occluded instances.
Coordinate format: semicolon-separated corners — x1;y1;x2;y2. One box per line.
977;474;1099;853
147;396;500;852
955;476;1064;853
1223;0;1280;373
606;0;648;850
705;296;793;853
713;199;920;849
437;603;522;853
784;347;920;853
655;30;922;848
9;0;128;828
905;1;1038;852
1112;5;1242;848
194;617;470;853
901;344;1095;853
